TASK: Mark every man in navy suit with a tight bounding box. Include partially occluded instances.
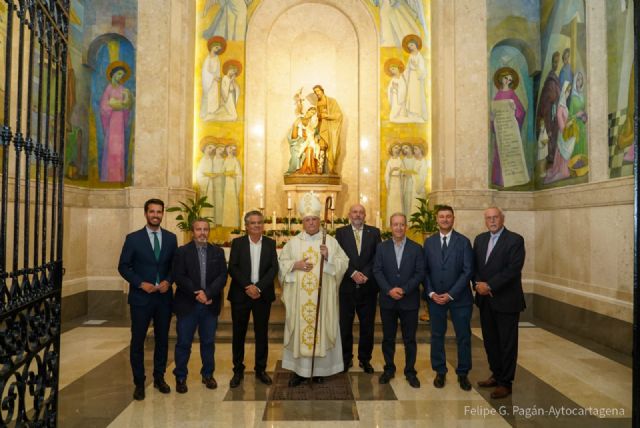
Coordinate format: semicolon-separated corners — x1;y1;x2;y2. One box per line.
172;219;227;393
423;205;474;391
473;207;525;399
335;204;381;374
228;211;278;388
118;198;178;400
373;213;424;388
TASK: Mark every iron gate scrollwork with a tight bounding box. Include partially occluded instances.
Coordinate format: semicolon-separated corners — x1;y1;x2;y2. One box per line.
0;0;69;426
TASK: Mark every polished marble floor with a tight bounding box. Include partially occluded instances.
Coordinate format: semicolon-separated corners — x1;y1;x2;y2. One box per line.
58;317;633;427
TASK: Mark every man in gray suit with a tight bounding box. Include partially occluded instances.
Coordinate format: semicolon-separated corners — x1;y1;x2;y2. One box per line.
423;205;474;391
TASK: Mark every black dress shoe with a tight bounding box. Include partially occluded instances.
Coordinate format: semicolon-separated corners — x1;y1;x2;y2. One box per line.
202;376;218;389
176;379;188;394
312;376;324;384
256;371;272;385
433;373;446;388
153;377;171;394
230;372;244;388
458;375;472;391
288;373;306;387
343;360;353;373
359;361;374;374
407;376;421;388
378;372;394;384
133;384;145;400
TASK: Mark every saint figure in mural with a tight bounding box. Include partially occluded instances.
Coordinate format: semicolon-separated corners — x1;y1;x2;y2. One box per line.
537;51;561;167
196;139;226;225
385;58;410;123
568;71;588;159
202;0;251;41
222;143;242;228
211;60;241;121
201;36;226;121
491;67;526;187
544;81;576;184
558;48;573;98
411;142;429;213
403;35;427;123
401;143;415;216
313;85;343;175
378;0;427;48
100;61;133;182
385;142;404;223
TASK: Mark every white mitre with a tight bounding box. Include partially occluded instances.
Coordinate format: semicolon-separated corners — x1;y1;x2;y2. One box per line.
298;191;321;219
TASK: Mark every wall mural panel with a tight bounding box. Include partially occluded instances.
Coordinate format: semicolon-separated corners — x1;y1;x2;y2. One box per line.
607;0;635;178
66;0;138;187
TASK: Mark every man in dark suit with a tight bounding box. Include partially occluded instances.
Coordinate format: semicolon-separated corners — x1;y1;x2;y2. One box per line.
118;198;177;400
373;213;424;388
228;210;278;388
423;205;474;391
473;207;525;399
335;204;381;374
172;219;227;393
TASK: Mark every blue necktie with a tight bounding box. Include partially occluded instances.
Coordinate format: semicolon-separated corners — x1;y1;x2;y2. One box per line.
153;232;160;284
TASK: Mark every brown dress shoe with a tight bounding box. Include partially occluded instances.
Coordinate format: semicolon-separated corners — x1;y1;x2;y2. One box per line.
477;377;498;388
490;385;512;399
202;376;217;389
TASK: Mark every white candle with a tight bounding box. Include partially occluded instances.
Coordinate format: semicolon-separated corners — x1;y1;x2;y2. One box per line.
287;197;292;210
376;210;382;229
259;195;264;209
331;197;335;210
272;211;277;230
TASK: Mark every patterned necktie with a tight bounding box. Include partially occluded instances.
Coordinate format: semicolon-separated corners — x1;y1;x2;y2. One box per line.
485;234;498;262
153;232;161;285
354;229;361;255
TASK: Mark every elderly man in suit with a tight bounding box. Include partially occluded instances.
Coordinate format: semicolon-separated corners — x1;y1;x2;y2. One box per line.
335;204;381;374
172;219;227;393
228;210;278;388
423;205;474;391
373;212;425;388
473;207;526;399
118;198;177;400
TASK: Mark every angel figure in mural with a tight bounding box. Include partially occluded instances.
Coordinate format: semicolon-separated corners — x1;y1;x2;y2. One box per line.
202;0;252;41
211;60;241;121
313;85;343;175
100;61;133;182
385;58;411;123
403;34;428;123
385;142;405;223
544;81;576;184
378;0;428;48
491;67;526;187
222;143;242;228
401;143;415;216
201;36;226;122
410;141;429;213
196;139;226;225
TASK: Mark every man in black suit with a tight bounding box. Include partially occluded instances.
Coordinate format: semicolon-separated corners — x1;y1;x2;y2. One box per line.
473;207;525;399
118;198;177;400
228;210;278;387
172;219;227;393
335;204;381;374
423;205;474;391
373;213;425;388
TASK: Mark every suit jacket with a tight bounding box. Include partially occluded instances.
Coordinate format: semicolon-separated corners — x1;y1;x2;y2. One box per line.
172;241;228;316
473;228;526;313
335;224;381;296
118;227;177;306
373;238;424;311
423;230;474;307
227;235;278;304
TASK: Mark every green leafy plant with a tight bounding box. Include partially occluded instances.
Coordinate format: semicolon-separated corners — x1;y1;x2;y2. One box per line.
409;197;439;235
166;196;214;231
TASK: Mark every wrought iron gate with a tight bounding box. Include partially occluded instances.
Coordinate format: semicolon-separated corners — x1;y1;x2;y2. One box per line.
0;0;68;426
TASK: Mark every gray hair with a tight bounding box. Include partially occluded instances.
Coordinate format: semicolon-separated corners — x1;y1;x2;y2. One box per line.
244;210;264;224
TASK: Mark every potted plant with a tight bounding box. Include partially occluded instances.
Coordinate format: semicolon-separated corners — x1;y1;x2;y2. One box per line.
166;196;214;232
408;197;439;240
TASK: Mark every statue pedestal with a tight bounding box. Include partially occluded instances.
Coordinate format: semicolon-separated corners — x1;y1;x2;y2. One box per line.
283;182;343;215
